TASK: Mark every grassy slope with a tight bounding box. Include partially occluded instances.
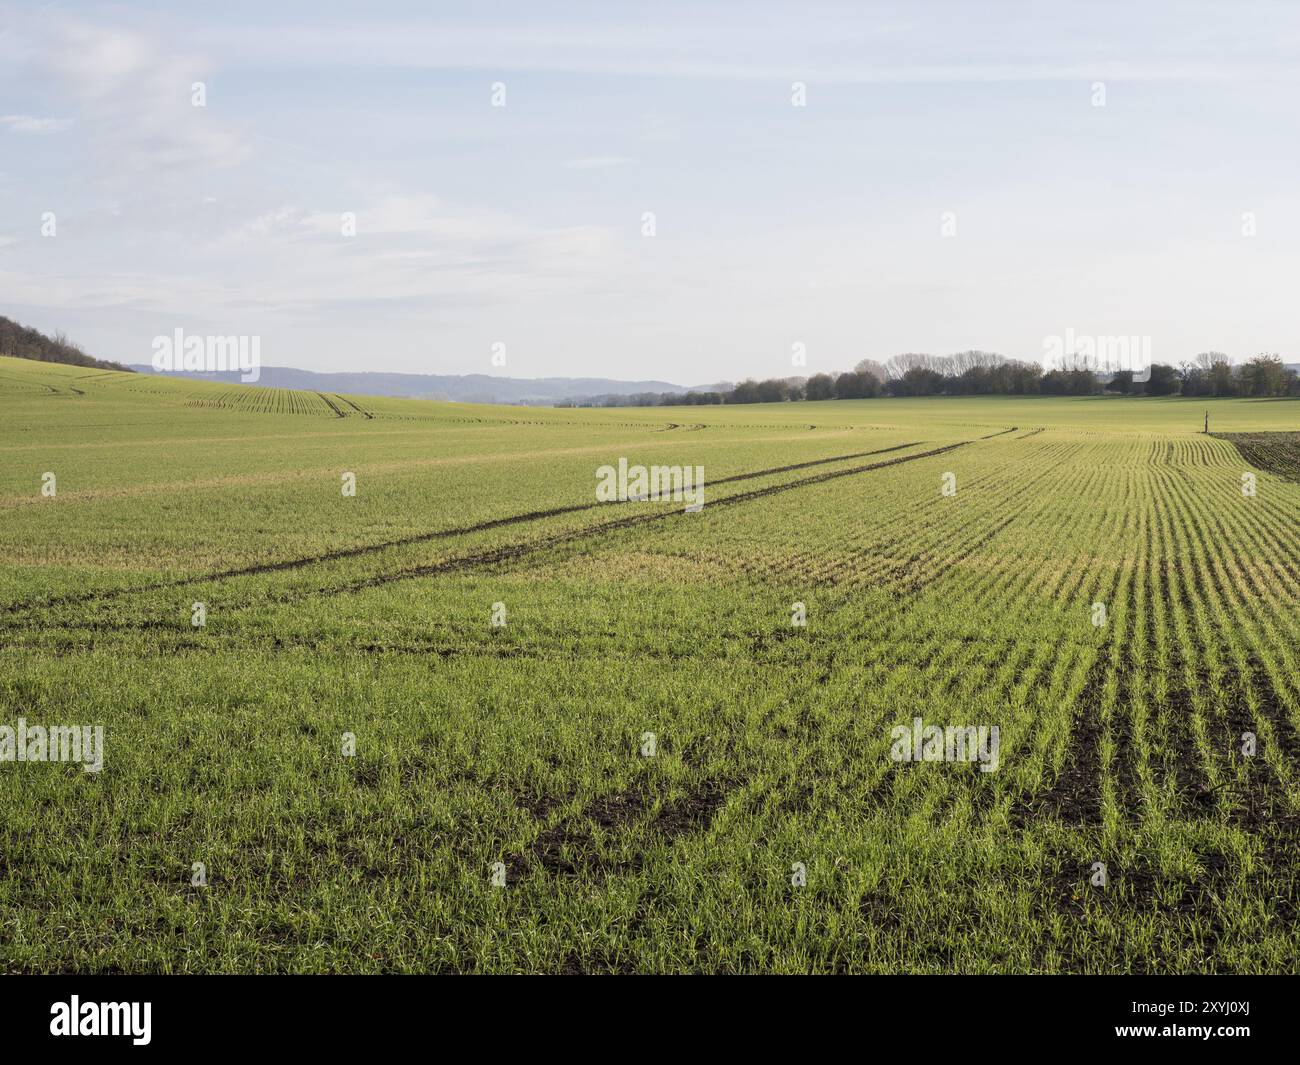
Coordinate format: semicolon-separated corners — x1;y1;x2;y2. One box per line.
1;355;1298;973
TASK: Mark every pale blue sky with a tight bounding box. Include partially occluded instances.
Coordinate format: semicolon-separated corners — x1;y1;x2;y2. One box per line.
2;1;1299;382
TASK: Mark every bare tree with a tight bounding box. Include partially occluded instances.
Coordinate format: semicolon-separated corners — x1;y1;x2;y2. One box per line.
885;353;944;378
853;358;888;383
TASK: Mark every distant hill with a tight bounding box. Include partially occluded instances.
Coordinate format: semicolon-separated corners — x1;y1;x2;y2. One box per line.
0;316;133;372
128;364;694;405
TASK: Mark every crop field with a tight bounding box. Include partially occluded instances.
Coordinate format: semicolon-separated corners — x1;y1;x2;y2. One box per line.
1;353;1298;974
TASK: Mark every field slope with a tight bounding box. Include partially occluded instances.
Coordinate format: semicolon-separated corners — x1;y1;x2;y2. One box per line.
1;355;1298;973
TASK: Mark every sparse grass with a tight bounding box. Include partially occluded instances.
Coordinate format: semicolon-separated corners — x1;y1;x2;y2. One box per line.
1;356;1298;973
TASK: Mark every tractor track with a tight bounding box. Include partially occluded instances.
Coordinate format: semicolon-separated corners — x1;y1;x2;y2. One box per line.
0;440;932;621
0;437;982;635
334;394;374;419
256;440;976;605
316;393;347;418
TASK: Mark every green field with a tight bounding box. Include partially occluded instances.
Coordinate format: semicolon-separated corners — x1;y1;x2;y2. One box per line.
2;354;1298;973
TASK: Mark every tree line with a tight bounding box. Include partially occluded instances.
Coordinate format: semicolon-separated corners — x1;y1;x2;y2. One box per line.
0;316;134;372
561;351;1299;407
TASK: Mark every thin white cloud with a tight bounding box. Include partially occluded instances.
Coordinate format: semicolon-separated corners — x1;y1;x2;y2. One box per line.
0;267;233;310
212;196;598;247
565;156;632;170
188;21;1300;84
19;19;249;173
205;196;619;311
0;114;71;132
6;193;621;316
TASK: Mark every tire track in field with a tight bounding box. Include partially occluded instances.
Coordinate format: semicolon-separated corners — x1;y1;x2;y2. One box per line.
8;436;997;884
0;441;929;624
37;446;1012;664
333;394;374;419
1031;842;1252;974
316;393;347;418
0;370;60;394
33;430;1018;880
209;441;977;608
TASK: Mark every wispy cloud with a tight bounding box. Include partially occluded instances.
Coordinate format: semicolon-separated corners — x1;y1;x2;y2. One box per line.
203;195;619;312
0;266;232;311
0;113;71;132
19;18;249;173
5;194;620;316
565;156;632;170
188;18;1300;84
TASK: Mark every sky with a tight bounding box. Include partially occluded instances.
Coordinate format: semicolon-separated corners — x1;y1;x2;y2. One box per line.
2;0;1299;384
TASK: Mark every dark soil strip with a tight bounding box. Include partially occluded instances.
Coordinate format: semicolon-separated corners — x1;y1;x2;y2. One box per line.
1214;431;1300;483
1225;656;1300;830
979;426;1018;439
1011;650;1109;825
1157;475;1225;815
0;441;927;620
1110;554;1143;818
647;779;733;841
1242;657;1300;763
1176;481;1300;826
1148;484;1209;807
504;775;734;883
1219;665;1274;826
507;782;654;880
997;563;1125;827
1035;845;1249;973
